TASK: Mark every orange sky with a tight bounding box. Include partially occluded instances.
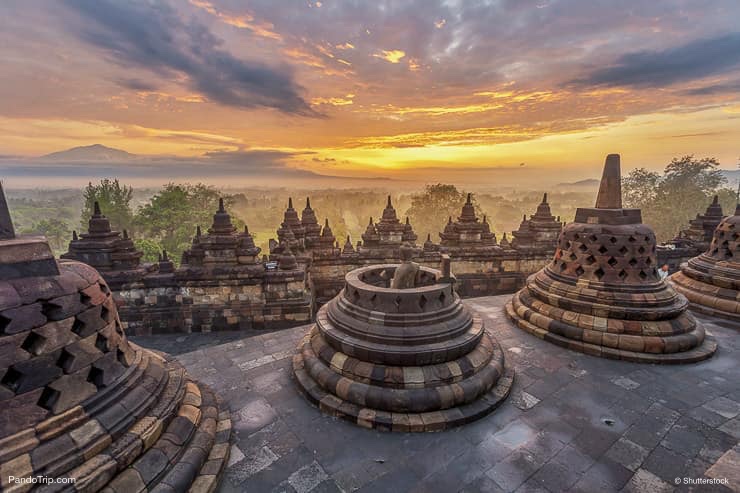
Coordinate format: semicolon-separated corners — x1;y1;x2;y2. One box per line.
0;0;739;186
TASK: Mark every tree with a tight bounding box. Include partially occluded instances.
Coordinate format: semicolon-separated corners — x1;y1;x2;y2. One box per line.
22;219;70;253
133;238;162;263
135;183;243;263
405;184;484;241
81;179;134;232
623;155;731;242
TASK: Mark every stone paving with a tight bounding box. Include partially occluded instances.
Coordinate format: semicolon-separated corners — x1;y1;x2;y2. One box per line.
132;295;740;493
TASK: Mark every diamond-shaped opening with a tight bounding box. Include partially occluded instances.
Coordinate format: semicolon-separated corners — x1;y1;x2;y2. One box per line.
439;291;447;304
37;386;60;411
638;270;648;280
598;245;608;254
644;235;650;242
352;289;360;301
564;241;571;249
87;366;105;388
57;349;75;373
628;236;636;242
628;258;638;267
418;295;427;309
559;262;567;272
578;243;588;252
637;246;645;254
370;294;378;307
71;318;85;336
21;331;46;355
573;234;580;240
569;253;578;261
42;301;61;319
95;333;109;353
609;236;617;244
1;366;23;392
99;282;109;294
607;257;618;267
100;305;110;323
575;266;585;276
594;267;605;280
618;246;628;255
80;292;92;305
0;314;9;334
618;269;628;280
589;234;598;242
645;257;652;266
584;255;596;265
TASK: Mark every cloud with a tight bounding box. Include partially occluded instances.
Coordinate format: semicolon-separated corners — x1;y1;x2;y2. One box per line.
372;50;406;64
117;78;158;92
572;33;740;88
61;0;319;116
684;80;740;96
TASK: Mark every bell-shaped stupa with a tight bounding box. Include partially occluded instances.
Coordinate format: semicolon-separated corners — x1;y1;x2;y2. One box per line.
505;155;717;364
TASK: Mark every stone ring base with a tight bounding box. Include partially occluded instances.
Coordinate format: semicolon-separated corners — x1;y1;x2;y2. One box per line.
505;299;717;364
292;331;514;432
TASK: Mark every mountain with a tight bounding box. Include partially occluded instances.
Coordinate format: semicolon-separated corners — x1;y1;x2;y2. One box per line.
39;144;137;162
555;178;599;187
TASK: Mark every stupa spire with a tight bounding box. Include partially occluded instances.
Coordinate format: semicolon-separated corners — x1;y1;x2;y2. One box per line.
0;181;15;239
594;154;622;209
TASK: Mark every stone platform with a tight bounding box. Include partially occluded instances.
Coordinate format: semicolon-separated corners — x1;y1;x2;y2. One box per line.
133;294;740;493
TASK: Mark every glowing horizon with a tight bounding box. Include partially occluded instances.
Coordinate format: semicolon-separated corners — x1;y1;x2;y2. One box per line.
1;0;739;187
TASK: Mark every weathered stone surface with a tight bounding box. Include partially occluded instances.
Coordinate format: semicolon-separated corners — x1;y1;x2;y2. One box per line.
293;263;513;430
507;154;717;364
0;192;232;493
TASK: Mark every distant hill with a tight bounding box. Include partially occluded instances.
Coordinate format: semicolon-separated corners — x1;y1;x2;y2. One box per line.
40;144;137;162
555;178;599;188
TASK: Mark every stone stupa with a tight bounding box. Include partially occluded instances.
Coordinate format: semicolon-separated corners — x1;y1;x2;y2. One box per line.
0;183;231;492
292;252;513;432
505;155;717;364
670;204;739;321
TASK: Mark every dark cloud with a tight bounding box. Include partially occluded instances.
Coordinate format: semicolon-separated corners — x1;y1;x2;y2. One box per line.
571;33;740;88
117;78;158;92
62;0;319;116
684;80;740;96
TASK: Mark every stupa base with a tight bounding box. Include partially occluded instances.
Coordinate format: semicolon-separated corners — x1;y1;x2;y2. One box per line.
505;299;717;365
292;328;514;432
671;272;740;323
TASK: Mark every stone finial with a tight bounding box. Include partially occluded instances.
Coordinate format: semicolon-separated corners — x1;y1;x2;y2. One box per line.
405;216;410;225
542;193;548;204
72;230;78;241
0;181;14;239
595;154;622;209
387;195;392;207
123;229;129;239
162;249;169;261
288;197;293;209
93;200;102;216
368;216;373;225
466;193;472;204
218;197;225;213
735;203;740;216
712;195;719;205
244;225;249;234
306;197;312;209
196;225;202;237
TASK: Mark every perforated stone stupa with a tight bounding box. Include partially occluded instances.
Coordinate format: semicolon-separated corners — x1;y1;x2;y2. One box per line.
292;260;513;431
670;204;740;321
0;184;231;492
506;154;717;364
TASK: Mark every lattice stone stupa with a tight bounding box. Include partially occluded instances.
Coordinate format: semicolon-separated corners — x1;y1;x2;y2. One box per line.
670;204;740;321
0;183;231;492
506;155;717;364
